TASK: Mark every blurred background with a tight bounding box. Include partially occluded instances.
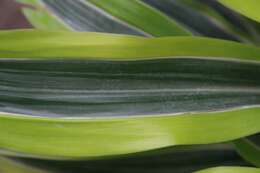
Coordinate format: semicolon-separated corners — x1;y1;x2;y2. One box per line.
0;0;31;29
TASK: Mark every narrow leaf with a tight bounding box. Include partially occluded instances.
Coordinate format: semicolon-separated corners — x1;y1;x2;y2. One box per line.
1;107;260;159
1;30;260;61
87;0;190;36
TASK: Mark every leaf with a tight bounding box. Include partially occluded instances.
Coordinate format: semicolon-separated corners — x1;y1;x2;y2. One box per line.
187;0;260;44
17;0;260;46
1;58;260;117
1;107;260;159
1;30;260;61
234;138;260;167
0;156;50;173
1;30;260;164
141;0;239;41
16;0;70;31
86;0;191;36
1;30;260;117
17;0;190;36
195;166;260;173
21;8;70;31
12;144;248;173
219;0;260;23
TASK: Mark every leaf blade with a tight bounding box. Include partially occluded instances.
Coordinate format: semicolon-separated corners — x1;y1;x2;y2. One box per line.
1;30;260;61
1;107;260;159
219;0;260;23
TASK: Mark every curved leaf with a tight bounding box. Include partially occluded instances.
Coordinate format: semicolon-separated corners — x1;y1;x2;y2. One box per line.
1;30;260;61
1;107;260;159
13;144;248;173
1;30;260;168
196;166;260;173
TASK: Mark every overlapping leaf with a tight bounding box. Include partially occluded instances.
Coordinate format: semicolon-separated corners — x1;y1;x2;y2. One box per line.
15;0;260;44
0;30;260;160
3;0;260;172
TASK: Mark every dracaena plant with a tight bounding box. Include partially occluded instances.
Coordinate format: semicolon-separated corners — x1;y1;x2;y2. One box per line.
1;0;260;173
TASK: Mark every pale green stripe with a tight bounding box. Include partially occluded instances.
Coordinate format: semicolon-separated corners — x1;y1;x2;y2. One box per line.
1;30;260;62
0;107;260;159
